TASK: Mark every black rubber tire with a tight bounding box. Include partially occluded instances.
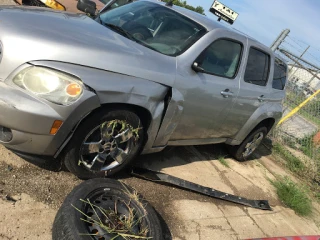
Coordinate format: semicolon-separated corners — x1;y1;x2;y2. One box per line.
63;109;144;179
228;126;267;162
52;178;163;240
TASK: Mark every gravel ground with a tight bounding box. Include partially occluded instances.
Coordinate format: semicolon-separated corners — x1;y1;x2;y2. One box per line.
0;146;223;239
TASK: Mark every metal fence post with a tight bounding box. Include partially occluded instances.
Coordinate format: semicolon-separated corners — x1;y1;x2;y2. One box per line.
270;29;290;52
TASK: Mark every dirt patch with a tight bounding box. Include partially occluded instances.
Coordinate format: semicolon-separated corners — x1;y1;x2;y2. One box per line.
0;161;81;208
0;155;217;239
0;143;319;240
0;194;55;240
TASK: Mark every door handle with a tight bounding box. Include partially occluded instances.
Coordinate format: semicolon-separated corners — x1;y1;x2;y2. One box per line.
258;95;265;102
221;89;234;98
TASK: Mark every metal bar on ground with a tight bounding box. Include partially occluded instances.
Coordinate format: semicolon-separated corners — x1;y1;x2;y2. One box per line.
131;167;272;211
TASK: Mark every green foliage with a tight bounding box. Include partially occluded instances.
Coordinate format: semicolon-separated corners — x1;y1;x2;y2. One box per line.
273;143;305;173
315;192;320;201
304;99;320;119
218;156;229;168
298;133;317;159
285;92;320;127
271;177;312;216
281;135;297;149
163;0;205;15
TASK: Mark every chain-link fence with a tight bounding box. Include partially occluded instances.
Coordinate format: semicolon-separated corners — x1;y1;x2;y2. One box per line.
272;35;320;182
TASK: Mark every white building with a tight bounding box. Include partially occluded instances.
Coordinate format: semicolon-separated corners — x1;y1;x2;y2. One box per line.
288;64;320;91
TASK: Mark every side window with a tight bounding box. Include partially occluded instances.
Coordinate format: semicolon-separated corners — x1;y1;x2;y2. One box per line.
272;58;287;90
244;48;270;86
198;39;242;78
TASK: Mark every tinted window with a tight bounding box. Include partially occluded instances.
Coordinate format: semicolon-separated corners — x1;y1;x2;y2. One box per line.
272;58;287;90
199;39;242;78
244;48;270;86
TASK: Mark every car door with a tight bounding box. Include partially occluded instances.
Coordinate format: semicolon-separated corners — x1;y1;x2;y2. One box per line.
228;42;272;137
170;32;247;142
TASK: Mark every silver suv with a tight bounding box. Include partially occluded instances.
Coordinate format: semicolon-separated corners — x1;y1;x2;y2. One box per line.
0;0;287;179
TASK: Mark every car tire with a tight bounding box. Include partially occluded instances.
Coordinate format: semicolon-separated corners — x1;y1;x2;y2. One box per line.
52;178;163;240
228;126;267;162
63;109;144;179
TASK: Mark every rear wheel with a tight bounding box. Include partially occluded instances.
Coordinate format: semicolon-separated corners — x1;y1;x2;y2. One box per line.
228;126;267;162
63;109;144;179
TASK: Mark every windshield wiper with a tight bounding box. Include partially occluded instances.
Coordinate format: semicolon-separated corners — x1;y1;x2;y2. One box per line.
103;23;135;41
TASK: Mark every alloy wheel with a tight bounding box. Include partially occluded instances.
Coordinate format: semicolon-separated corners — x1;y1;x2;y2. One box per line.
80;120;136;172
243;132;264;158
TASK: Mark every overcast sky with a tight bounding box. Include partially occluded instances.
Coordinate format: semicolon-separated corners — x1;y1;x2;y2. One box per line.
187;0;320;65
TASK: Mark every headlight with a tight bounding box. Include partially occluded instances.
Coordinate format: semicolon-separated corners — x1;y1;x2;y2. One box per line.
13;66;83;105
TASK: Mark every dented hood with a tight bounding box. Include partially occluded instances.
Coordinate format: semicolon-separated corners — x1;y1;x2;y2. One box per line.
0;7;176;86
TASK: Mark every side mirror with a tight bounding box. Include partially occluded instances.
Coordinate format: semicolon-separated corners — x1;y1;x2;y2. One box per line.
77;0;97;16
192;62;205;73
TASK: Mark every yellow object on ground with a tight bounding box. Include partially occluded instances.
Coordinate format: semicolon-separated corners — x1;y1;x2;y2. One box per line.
39;0;65;10
278;89;320;125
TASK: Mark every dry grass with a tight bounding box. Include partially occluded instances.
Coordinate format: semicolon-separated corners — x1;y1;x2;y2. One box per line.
72;189;151;240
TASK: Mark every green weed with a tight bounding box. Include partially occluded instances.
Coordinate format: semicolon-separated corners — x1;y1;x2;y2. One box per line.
271;177;312;216
273;143;305;173
218;156;229;168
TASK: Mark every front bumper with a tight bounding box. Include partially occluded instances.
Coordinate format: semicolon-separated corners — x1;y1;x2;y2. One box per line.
0;81;100;156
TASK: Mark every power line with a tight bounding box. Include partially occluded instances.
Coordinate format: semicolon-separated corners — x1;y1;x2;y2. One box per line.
290;36;320;53
288;36;304;48
282;40;304;54
289;36;309;48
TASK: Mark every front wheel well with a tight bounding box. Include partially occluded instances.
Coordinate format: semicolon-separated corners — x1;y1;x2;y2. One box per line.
96;103;152;132
255;118;275;133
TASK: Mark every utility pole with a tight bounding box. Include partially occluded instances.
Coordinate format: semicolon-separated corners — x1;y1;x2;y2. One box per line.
289;45;309;74
270;29;290;52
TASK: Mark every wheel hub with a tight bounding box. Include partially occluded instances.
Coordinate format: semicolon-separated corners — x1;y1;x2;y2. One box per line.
243;132;264;158
80;120;135;172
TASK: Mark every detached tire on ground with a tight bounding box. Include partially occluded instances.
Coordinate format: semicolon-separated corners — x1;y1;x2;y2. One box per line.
63;109;144;179
52;178;163;240
228;126;268;162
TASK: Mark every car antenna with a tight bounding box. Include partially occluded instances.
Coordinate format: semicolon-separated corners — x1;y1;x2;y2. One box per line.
166;0;174;7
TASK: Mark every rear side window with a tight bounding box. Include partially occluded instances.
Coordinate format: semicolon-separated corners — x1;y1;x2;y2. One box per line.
199;39;242;78
272;58;287;90
244;48;270;86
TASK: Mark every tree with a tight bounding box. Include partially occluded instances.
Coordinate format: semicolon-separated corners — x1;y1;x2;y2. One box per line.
163;0;205;15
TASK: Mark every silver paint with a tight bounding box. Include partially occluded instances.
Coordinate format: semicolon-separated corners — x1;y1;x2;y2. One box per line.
0;1;285;158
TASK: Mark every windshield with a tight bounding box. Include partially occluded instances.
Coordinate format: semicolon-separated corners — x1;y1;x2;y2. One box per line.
99;1;207;56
